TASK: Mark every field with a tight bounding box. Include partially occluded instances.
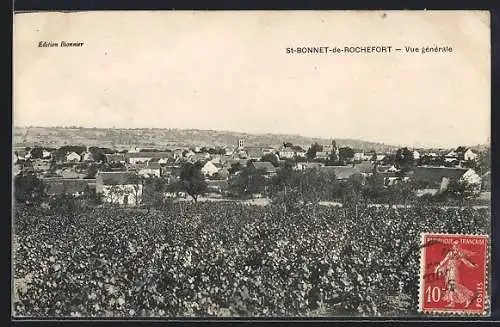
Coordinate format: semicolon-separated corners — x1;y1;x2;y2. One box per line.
13;202;489;317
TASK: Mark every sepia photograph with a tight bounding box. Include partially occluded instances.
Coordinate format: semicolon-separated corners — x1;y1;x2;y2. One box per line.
12;10;491;318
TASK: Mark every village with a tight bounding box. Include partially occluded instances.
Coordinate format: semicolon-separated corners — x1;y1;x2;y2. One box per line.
12;137;491;207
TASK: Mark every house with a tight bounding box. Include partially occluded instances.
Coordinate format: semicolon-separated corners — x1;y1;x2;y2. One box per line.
105;154;127;164
170;149;183;159
201;161;220;177
295;150;307;158
249;161;277;176
412;167;467;185
262;148;276;155
379;172;409;187
66;152;81;163
353;152;365;162
96;171;142;206
411;166;469;194
81;151;94;162
245;147;264;160
387;165;400;173
376;165;392;173
296;162;325;170
210;156;222;165
161;165;182;178
189;153;211;164
235;149;248;159
464;149;478;161
318;166;361;180
445;150;458;159
323;145;334;154
225;159;249;170
219;155;235;165
216;167;230;180
413;150;420;161
14;149;29;162
278;147;295;159
315;151;329;160
43;178;96;197
138;162;162;178
42;150;52;159
127;151;174;164
375;155;386;162
157;157;171;165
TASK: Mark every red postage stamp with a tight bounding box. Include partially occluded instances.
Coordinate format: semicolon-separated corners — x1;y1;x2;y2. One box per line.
419;233;489;315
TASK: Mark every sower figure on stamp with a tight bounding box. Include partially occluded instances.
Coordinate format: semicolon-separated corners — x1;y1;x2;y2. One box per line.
434;240;478;308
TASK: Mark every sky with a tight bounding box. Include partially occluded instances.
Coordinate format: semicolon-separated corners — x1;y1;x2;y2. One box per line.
13;11;490;148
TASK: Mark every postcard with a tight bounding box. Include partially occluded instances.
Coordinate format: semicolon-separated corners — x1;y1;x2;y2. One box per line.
12;10;491;318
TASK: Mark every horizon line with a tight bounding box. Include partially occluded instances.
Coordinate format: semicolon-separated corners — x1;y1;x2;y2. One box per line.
13;125;489;149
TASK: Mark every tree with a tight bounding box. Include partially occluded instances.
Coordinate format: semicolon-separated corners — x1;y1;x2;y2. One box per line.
455;146;467;160
228;162;243;175
477;147;490;175
269;165;300;212
142;176;168;210
341;174;366;216
106;182;124;206
14;172;46;204
338;147;355;165
88;147;106;162
446;179;479;202
29;147;44;159
395;148;414;172
261;153;279;167
84;165;98;179
299;169;339;203
174;162;208;202
329;140;339;165
229;166;267;198
127;174;145;206
306;143;323;160
362;174;387;203
283;142;293;148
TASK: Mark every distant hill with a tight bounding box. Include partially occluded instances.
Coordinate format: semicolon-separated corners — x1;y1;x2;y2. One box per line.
11;126;470;153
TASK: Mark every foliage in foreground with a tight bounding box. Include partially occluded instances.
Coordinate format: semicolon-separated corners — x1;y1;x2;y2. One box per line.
13;202;489;317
